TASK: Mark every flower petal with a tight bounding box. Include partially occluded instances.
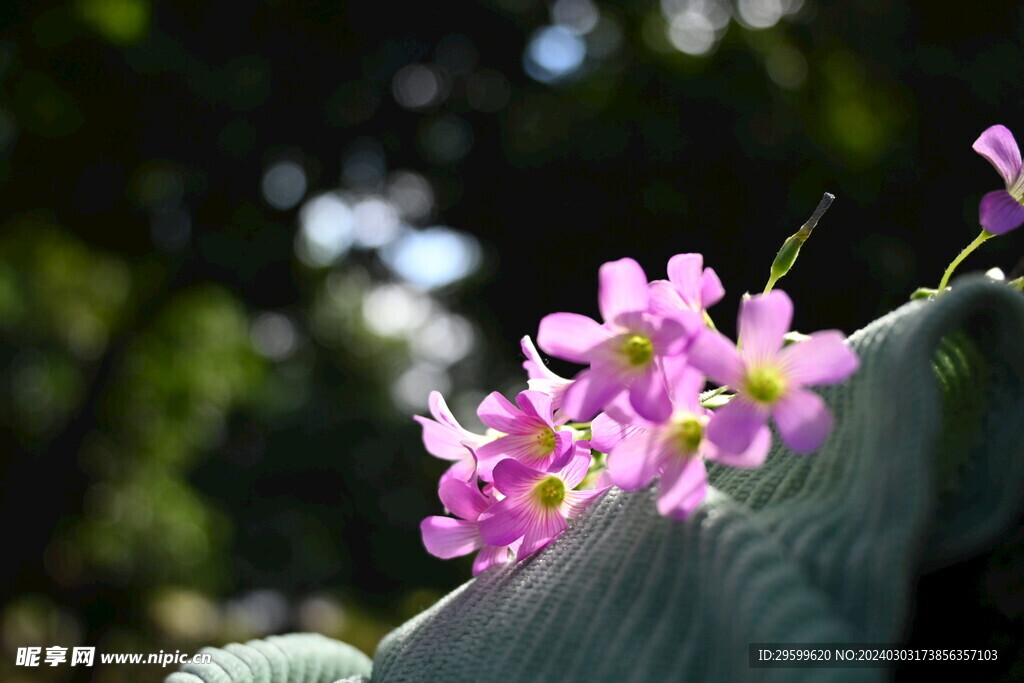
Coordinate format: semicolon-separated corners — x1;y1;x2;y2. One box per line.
628;365;672;422
537;313;613;364
705;396;768;454
414;415;469;462
706;423;771;468
974;124;1022;188
518;507;567;556
700;267;725;309
666;253;704;307
515;390;554;425
521;335;562;381
547;430;576;471
558;444;594;489
599;257;650;324
648;280;684;316
772;388;833;453
607;429;663;491
561;487;610;519
443;456;478;483
562;368;627;421
738;290;792;363
438;477;490;520
490;457;544;499
778;331;858;386
669;365;707;413
428;390;460;429
420;517;482;559
649;314;692;356
656;456;708;520
477;391;526;434
589;411;645;452
687;329;745;387
477;498;531;546
979;189;1024;235
472;544;510;575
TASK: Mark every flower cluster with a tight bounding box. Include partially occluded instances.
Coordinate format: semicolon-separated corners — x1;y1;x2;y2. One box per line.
411;124;1024;575
416;252;859;574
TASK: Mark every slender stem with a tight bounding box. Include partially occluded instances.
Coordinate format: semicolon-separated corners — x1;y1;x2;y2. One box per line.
937;230;995;292
762;274;779;295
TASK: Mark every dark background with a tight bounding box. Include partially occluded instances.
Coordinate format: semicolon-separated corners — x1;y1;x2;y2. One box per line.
2;0;1023;680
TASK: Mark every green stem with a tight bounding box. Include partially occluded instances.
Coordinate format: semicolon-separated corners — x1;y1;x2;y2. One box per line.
762;274;779;295
937;230;994;292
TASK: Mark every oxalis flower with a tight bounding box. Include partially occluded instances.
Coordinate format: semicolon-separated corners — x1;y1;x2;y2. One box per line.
478;443;609;557
974;124;1024;235
537;258;690;423
475;389;574;476
605;367;770;520
688;290;858;454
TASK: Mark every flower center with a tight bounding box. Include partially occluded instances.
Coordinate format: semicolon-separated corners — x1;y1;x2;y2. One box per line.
533;476;566;508
535;427;556;455
673;416;704;454
622;334;654;366
1010;174;1024;204
745;365;787;404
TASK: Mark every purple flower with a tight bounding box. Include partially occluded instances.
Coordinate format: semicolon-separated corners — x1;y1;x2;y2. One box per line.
537;258;691;423
688;290;858;454
475;390;574;476
414;391;488;481
974;124;1024;235
648;253;725;319
478;443;609;557
604;367;770;520
420;476;519;575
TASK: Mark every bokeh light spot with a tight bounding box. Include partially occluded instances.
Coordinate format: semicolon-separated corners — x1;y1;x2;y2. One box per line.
523;26;587;83
361;284;432;337
262;160;307;211
75;0;150;46
380;227;481;290
251;312;298;360
737;0;784;29
297;193;355;267
387;171;435;222
667;11;717;56
392;64;447;110
551;0;600;35
352;197;402;249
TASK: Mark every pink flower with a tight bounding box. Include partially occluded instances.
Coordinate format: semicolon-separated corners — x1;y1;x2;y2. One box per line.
475;390;574;476
688;290;858;454
478;443;608;557
604;368;770;519
973;124;1024;235
537;258;691;423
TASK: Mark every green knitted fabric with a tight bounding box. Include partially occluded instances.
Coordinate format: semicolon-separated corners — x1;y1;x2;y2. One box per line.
167;277;1024;682
371;277;1024;682
163;633;371;683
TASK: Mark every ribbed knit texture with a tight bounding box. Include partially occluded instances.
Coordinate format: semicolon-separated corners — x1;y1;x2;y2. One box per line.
372;277;1024;682
163;633;371;683
167;277;1024;683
